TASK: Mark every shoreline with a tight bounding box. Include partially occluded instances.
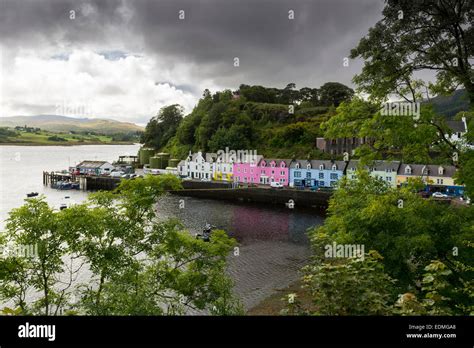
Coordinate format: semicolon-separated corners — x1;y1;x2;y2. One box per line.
0;141;137;146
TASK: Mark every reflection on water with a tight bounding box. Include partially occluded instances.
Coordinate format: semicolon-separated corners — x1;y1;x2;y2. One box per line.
157;195;324;245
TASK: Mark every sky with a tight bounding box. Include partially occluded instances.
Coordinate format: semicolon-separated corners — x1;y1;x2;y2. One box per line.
0;0;385;125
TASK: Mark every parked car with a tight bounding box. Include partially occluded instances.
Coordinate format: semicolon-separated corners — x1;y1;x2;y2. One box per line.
432;192;448;198
270;182;284;189
110;171;124;178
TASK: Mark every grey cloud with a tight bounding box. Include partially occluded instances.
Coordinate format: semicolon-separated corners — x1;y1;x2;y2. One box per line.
1;0;385;96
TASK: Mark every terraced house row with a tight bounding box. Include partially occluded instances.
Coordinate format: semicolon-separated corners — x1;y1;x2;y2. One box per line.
177;152;465;196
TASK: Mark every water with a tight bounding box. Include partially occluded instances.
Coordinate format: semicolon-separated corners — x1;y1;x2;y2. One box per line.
0;145;325;310
0;144;141;228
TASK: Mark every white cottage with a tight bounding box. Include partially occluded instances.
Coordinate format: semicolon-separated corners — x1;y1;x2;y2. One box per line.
177;151;216;180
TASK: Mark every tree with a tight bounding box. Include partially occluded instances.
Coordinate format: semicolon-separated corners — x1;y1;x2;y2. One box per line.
350;0;474;107
0;176;243;315
300;251;396;315
319;82;354;107
143;104;184;149
1;197;79;315
309;173;472;288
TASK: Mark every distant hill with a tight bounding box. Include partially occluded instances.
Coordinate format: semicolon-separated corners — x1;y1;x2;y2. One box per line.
425;89;470;118
0;115;144;135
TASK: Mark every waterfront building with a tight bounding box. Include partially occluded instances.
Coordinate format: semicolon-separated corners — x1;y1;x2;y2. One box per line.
213;155;234;182
232;155;263;184
346;160;401;188
289;160;346;188
234;158;291;185
177;151;216;180
74;161;115;175
397;163;463;196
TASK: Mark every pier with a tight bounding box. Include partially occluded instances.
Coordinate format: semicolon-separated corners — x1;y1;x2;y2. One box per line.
43;171;121;191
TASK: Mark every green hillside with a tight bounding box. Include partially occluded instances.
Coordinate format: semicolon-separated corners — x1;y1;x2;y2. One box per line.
425;89;470;118
142;83;353;160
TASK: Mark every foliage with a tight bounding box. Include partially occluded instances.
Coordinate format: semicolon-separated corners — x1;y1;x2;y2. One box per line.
143;104;184;149
0;175;242;315
350;0;474;107
309;173;472;288
143;82;352;158
301;251;396;315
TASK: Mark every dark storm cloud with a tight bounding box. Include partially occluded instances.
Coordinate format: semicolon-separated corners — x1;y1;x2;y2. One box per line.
1;0;385;90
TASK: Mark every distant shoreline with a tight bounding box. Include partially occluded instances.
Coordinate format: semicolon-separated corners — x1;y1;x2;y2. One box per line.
0;141;137;146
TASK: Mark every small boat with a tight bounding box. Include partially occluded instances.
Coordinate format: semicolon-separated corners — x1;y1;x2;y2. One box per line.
26;192;39;198
59;203;68;210
195;223;215;242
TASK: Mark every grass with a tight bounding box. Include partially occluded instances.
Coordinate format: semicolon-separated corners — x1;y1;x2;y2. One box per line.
0;130;134;146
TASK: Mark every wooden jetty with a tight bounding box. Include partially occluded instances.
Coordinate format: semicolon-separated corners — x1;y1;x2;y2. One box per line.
43;171;121;191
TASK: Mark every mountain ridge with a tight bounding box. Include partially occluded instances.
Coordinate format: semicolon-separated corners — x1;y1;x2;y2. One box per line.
0;115;144;134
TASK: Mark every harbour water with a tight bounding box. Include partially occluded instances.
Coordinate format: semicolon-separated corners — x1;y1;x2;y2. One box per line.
0;144;324;310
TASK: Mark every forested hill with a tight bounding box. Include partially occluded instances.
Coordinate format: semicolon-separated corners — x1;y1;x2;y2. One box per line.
142;82;354;159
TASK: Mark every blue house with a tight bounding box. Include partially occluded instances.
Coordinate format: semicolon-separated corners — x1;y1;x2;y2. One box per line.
289;160;347;188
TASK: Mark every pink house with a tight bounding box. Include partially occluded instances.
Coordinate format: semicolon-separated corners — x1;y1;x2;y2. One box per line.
233;157;291;186
233;155;262;184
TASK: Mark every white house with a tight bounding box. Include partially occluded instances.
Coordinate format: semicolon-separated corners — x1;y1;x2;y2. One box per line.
447;117;473;149
213;155;234;181
75;161;115;175
177;151;216;180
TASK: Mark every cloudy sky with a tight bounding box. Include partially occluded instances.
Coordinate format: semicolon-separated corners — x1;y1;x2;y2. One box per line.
0;0;385;125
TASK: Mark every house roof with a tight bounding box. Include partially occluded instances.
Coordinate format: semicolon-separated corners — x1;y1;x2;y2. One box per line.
290;159;346;170
289;159;310;168
205;153;218;162
76;161;110;169
347;160;401;172
308;160;347;170
399;163;457;178
446;120;467;133
258;158;292;167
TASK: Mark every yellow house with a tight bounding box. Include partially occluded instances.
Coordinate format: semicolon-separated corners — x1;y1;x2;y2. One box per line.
397;164;457;187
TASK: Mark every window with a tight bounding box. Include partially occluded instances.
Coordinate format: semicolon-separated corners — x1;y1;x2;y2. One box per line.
237;168;241;173
319;172;324;179
351;175;356;179
319;164;324;170
236;176;240;181
319;181;325;187
332;165;337;171
307;164;311;170
306;172;311;178
244;168;247;173
295;171;301;178
250;169;253;174
271;163;275;168
271;170;275;175
437;178;444;184
438;167;444;175
386;176;391;181
295;163;300;169
330;173;338;180
405;167;411;174
280;178;285;183
281;171;285;176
